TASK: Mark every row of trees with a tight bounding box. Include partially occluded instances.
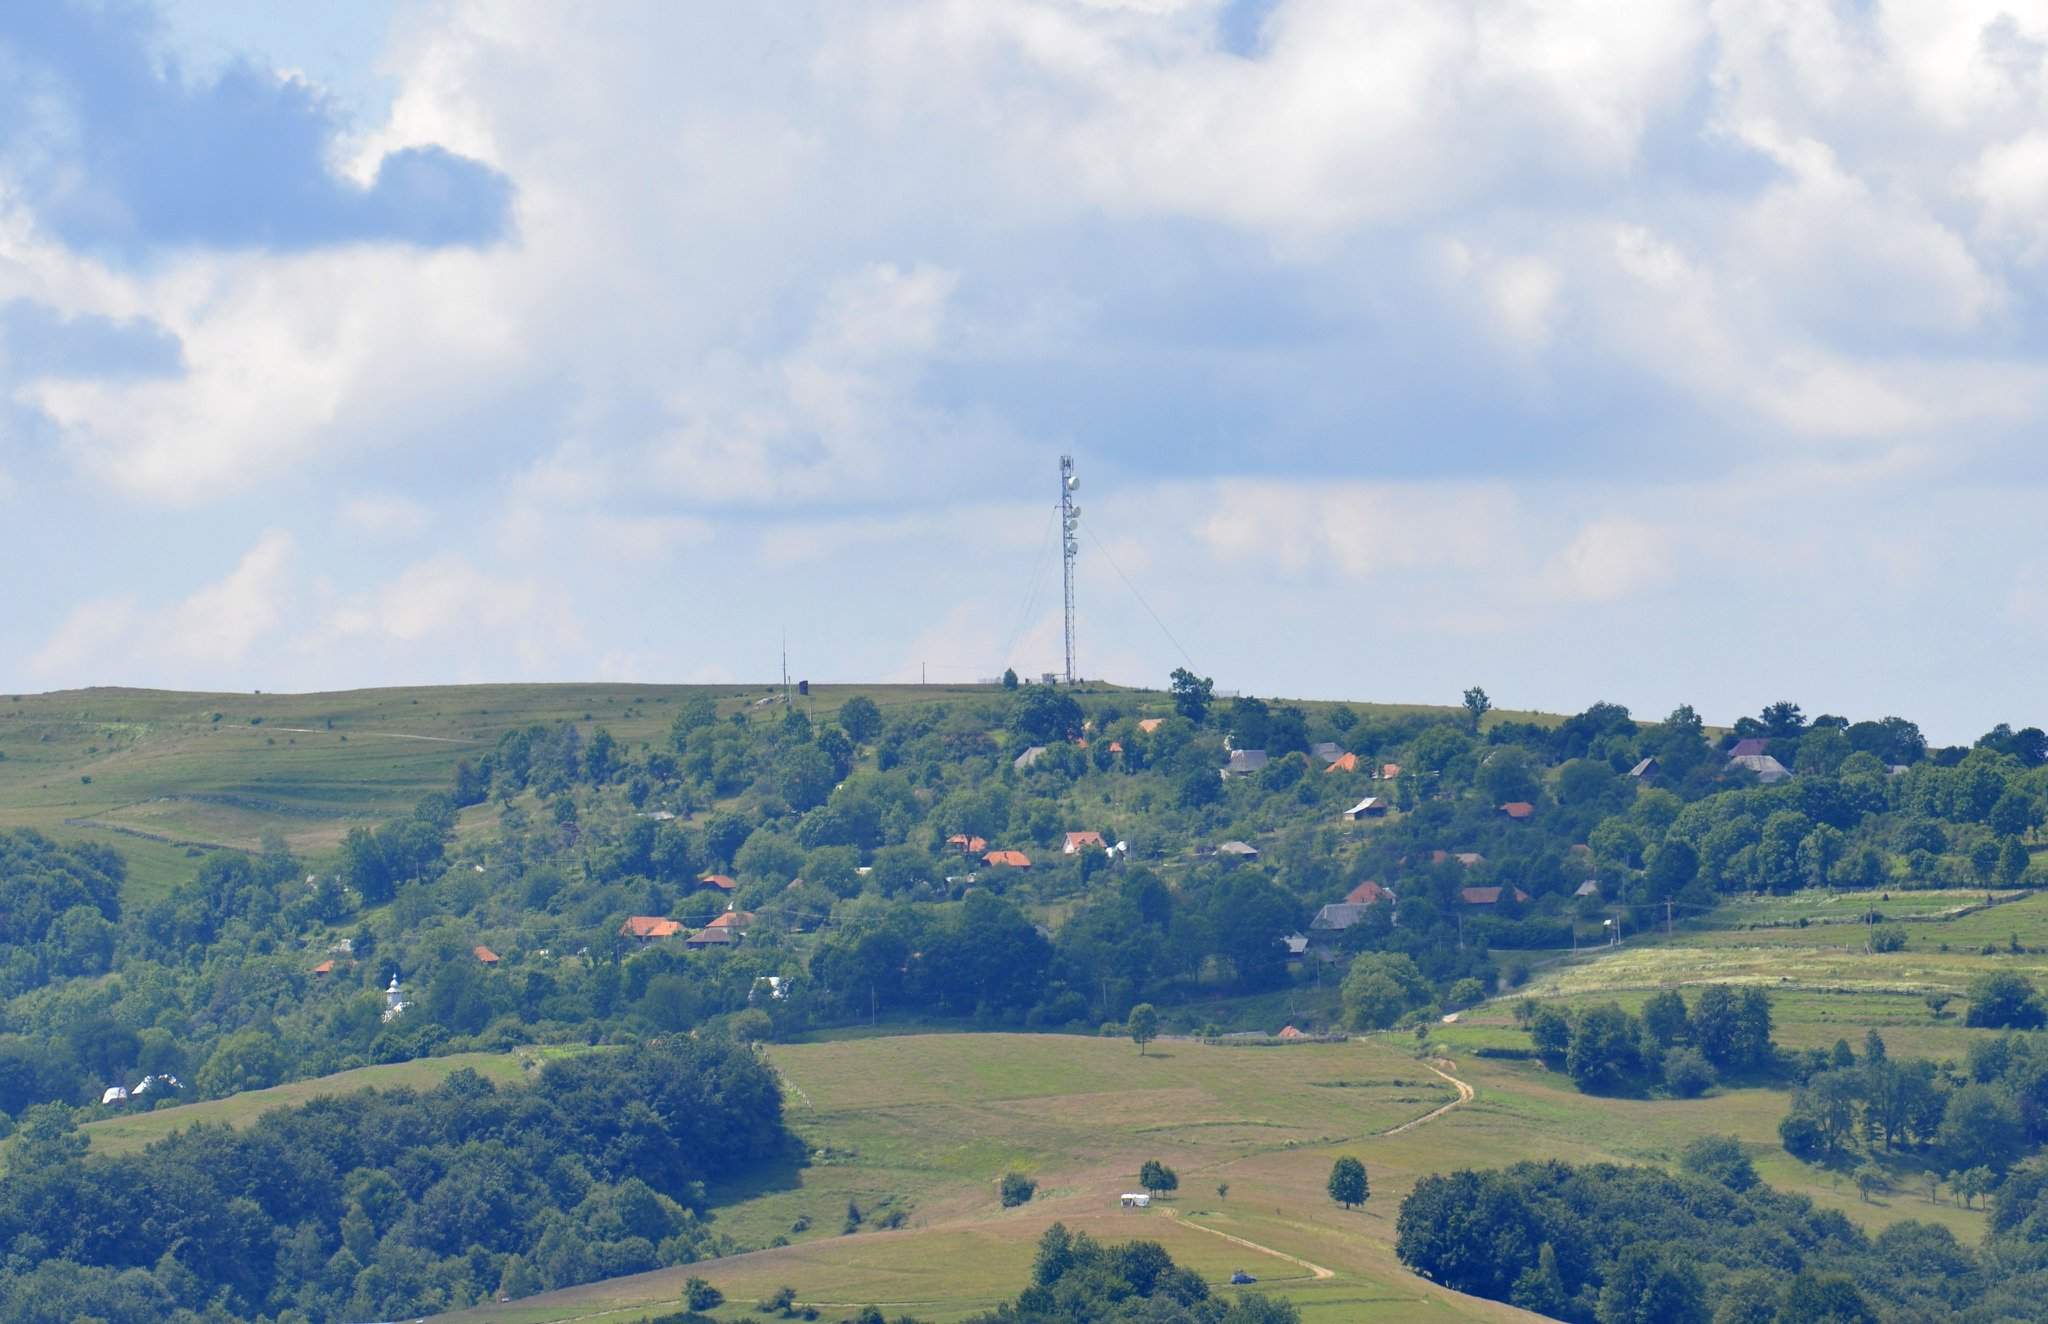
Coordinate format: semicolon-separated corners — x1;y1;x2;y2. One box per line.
1396;1151;2033;1322
1518;985;1774;1096
0;1036;784;1322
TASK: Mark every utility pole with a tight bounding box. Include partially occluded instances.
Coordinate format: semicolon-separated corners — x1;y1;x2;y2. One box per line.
1060;455;1079;685
1665;899;1674;936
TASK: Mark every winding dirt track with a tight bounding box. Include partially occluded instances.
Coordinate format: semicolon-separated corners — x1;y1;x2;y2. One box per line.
1382;1057;1475;1136
1159;1207;1335;1280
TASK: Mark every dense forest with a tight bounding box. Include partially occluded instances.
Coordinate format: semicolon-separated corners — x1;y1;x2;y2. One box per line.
1394;1150;2048;1322
0;1036;782;1321
2;680;2046;1127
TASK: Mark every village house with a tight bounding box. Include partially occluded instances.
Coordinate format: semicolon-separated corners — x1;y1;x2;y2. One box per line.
1222;749;1268;778
1215;840;1260;862
1063;830;1107;854
1345;880;1394;906
946;833;989;855
1460;886;1533;907
1628;757;1658;779
1499;801;1535;822
473;945;500;965
983;848;1033;869
1014;745;1048;770
1343;796;1387;820
620;915;685;940
1728;737;1771;758
1310;741;1342;763
697;874;738;895
1324;752;1361;774
1138;718;1165;733
1728;752;1792;784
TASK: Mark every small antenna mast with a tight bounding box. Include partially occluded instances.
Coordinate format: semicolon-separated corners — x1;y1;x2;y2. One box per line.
1060;454;1079;684
781;632;790;706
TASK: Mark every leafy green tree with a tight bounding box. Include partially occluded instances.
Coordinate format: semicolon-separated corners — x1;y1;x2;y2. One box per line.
1679;1135;1755;1191
1000;1172;1037;1207
1641;989;1689;1046
1138;1159;1178;1196
1939;1084;2026;1172
1327;1155;1368;1209
1462;686;1491;733
685;1276;724;1312
1341;952;1428;1030
1779;1273;1877;1323
1595;1244;1707;1324
1001;668;1019;690
1967;971;2046;1028
837;695;882;744
1567;1003;1641;1093
1127;1002;1159;1056
1169;668;1214;723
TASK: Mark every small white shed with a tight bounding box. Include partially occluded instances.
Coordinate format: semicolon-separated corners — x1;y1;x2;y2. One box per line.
1120;1192;1152;1208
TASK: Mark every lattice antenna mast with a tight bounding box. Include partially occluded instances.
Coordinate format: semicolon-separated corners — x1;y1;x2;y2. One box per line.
1060;455;1080;684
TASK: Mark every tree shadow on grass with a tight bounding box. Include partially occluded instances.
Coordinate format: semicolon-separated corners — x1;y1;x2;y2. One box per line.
702;1134;809;1211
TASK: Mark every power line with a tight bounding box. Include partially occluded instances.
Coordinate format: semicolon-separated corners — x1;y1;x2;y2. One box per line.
1083;523;1199;674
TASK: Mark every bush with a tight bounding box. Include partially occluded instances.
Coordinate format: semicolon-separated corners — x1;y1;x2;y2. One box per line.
1870;926;1907;953
1662;1048;1715;1099
1967;972;2047;1029
685;1277;724;1312
1000;1172;1038;1207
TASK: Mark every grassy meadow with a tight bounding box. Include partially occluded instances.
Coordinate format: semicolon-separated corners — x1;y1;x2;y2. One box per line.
429;886;2048;1323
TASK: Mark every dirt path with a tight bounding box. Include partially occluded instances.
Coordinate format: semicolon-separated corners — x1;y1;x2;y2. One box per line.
1159;1207;1335;1279
1382;1057;1474;1137
269;727;472;742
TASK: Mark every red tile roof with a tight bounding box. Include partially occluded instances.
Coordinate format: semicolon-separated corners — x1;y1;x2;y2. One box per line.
1324;752;1360;773
1380;762;1402;779
473;945;500;964
1063;831;1107;853
1345;880;1392;905
1277;1025;1307;1040
698;874;738;892
707;911;754;929
620;915;684;938
311;959;334;975
1500;801;1535;819
947;834;989;853
983;849;1033;868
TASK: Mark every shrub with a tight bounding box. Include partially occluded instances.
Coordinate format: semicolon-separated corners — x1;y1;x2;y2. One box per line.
1662;1048;1716;1099
1000;1172;1038;1207
1870;926;1907;953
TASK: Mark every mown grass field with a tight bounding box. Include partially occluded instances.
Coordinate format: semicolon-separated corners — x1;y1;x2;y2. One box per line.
432;885;2048;1324
70;1048;561;1157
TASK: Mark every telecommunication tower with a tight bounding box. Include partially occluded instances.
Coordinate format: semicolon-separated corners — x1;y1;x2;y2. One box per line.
1060;455;1080;684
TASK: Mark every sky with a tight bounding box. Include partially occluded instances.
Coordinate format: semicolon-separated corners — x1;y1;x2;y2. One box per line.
6;0;2048;741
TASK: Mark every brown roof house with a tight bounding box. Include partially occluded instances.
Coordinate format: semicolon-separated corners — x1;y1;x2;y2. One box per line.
697;874;738;894
1345;880;1395;906
1325;752;1361;774
983;849;1033;869
1499;801;1536;821
946;833;989;855
1063;831;1107;855
473;945;500;965
1460;886;1533;906
620;916;684;940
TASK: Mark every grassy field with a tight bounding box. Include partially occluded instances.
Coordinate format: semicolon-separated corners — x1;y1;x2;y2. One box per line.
427;883;2048;1324
69;1048;561;1157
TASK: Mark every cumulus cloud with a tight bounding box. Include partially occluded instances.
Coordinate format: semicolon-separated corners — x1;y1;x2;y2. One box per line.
0;5;511;258
11;1;2048;735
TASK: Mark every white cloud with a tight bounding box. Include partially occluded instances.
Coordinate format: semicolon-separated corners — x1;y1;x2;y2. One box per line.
340;494;433;539
28;596;140;681
164;530;295;662
1543;517;1671;602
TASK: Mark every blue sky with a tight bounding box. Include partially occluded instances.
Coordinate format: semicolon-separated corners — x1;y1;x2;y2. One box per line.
7;0;2048;741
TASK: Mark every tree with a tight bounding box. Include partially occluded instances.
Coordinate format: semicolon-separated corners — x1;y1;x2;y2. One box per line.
1169;668;1214;723
1939;1084;2026;1172
1925;992;1952;1019
1679;1135;1755;1191
1641;989;1689;1046
1567;1003;1642;1093
1462;686;1492;733
685;1277;724;1312
1595;1244;1707;1324
1127;1003;1159;1056
1327;1156;1368;1210
1342;952;1428;1030
1853;1163;1884;1202
1779;1273;1878;1324
1138;1160;1178;1196
1000;1173;1037;1207
1966;971;2046;1029
1001;668;1019;690
838;696;882;744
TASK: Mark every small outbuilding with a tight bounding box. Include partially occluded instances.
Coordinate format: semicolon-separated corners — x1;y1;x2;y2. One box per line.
1344;796;1387;820
1121;1192;1152;1208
